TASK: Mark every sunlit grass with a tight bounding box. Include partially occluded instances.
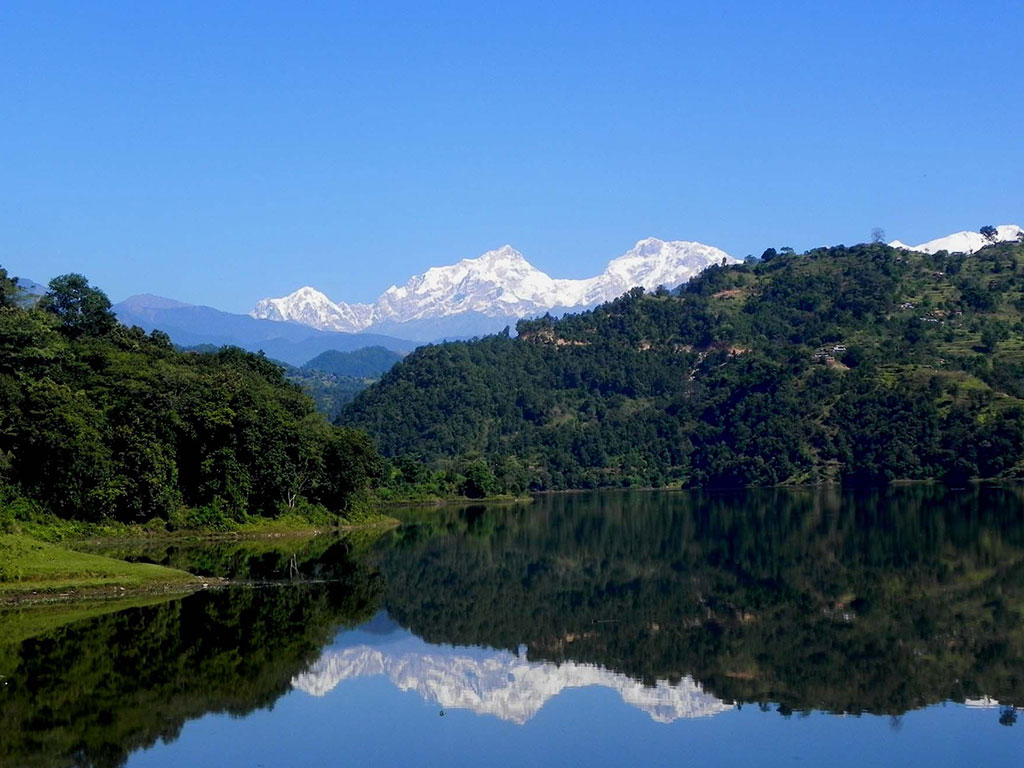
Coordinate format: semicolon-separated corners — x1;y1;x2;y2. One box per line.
0;534;200;595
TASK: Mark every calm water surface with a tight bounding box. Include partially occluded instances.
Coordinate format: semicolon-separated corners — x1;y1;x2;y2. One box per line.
2;487;1023;767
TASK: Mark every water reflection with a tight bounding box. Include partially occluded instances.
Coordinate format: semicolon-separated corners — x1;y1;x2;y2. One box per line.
0;582;381;768
376;486;1024;715
294;613;730;724
1;485;1022;767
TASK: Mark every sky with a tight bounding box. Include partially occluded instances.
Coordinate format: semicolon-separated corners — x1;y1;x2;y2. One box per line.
1;1;1021;312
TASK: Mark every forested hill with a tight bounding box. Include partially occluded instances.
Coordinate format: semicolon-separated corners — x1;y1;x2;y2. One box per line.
0;270;382;527
343;241;1024;490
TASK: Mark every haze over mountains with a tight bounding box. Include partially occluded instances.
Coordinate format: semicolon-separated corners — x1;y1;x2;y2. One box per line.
111;294;413;366
14;277;45;296
253;238;737;340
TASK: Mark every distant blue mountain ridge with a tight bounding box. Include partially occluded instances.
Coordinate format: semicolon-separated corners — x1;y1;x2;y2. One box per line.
14;277;45;296
113;294;416;366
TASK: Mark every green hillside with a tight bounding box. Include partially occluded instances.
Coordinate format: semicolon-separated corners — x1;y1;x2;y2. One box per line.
344;241;1024;490
284;346;404;421
303;346;403;378
0;270;383;529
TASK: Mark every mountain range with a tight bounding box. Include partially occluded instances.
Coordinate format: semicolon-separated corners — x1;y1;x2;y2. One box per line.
19;225;1022;363
14;277;45;296
342;234;1024;490
111;294;413;366
252;238;737;341
292;618;730;724
889;224;1023;254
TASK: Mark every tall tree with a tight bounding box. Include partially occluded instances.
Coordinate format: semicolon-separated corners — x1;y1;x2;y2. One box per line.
40;273;118;337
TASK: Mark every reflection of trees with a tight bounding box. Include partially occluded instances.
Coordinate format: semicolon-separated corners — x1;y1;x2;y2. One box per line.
4;486;1023;768
0;575;383;767
375;485;1024;716
79;533;371;583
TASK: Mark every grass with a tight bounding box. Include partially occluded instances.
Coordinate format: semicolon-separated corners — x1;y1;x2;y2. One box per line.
0;534;203;599
4;504;400;544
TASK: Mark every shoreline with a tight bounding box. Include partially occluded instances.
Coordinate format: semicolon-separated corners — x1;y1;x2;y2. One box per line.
0;579;223;607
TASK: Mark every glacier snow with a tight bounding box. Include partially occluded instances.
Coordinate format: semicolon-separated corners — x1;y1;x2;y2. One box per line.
252;238;737;334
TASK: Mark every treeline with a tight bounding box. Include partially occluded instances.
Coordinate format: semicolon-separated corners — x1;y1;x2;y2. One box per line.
344;242;1024;490
0;269;383;528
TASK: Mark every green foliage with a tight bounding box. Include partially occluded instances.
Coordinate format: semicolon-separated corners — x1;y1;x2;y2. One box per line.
39;273;118;338
345;241;1024;490
303;346;403;378
460;460;498;498
0;267;23;310
0;269;385;526
266;346;404;422
287;369;372;420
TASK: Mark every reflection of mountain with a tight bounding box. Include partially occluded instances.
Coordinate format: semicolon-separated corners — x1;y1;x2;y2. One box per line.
292;624;730;724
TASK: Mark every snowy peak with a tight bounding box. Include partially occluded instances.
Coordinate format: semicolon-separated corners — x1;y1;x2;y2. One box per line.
377;245;562;322
252;237;733;335
472;244;531;266
889;224;1023;255
252;286;374;333
600;238;736;292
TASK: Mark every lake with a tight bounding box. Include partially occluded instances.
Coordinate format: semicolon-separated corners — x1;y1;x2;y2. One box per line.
2;486;1023;766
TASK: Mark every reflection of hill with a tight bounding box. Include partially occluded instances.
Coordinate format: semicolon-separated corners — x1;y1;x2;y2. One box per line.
293;622;730;724
374;486;1024;716
0;580;382;768
4;487;1023;766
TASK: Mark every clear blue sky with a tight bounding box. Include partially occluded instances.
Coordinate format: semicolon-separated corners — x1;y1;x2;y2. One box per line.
2;1;1021;312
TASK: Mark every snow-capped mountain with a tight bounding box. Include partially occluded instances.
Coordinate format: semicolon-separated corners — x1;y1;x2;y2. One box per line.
252;238;736;339
291;628;731;725
253;286;375;332
889;224;1022;255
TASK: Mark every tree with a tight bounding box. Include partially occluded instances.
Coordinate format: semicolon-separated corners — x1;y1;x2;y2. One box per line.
41;273;117;337
461;460;497;498
0;268;21;308
871;227;886;244
980;322;1009;352
980;225;999;243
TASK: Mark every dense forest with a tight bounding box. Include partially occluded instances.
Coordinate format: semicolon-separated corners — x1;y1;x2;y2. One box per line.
279;346;405;421
0;269;383;528
303;346;403;378
345;240;1024;490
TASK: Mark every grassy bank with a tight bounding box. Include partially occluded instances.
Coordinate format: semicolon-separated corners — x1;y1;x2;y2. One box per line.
0;534;206;602
2;503;400;545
